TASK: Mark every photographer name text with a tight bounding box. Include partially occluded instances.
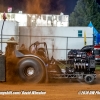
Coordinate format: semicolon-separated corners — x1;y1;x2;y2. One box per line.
0;90;46;95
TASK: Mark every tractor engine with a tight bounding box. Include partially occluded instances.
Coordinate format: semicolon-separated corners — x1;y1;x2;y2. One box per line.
66;52;95;74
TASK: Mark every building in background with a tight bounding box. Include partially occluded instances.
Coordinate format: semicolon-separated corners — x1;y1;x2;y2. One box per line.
0;12;69;27
0;21;19;52
0;13;94;60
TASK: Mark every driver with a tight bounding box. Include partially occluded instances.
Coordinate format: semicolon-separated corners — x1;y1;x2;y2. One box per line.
87;51;92;56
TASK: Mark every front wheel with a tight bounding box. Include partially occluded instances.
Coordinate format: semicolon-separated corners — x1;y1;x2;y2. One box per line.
18;57;45;83
84;74;95;84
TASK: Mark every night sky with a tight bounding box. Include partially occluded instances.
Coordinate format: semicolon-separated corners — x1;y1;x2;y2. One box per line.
0;0;100;15
97;0;100;4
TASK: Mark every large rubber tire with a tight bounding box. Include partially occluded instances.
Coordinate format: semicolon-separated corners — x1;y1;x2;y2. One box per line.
84;74;94;84
18;57;45;83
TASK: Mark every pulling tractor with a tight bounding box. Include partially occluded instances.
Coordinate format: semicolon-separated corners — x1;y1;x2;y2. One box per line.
0;37;96;84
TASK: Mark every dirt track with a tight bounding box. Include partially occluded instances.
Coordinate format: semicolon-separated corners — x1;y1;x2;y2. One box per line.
1;75;100;100
3;43;100;99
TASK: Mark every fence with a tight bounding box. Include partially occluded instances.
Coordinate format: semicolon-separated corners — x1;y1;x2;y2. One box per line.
0;34;93;61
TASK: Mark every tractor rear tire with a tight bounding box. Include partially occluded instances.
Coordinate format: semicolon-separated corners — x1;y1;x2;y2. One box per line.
18;57;45;83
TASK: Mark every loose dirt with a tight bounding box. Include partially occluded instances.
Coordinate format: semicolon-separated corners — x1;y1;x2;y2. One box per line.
0;74;100;100
3;41;100;100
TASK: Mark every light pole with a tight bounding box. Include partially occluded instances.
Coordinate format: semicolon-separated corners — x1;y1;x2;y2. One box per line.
1;12;6;51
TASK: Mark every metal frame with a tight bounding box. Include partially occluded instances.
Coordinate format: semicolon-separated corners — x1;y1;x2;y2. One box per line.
49;73;96;79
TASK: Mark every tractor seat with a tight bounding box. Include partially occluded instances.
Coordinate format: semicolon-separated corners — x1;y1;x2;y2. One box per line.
37;48;46;57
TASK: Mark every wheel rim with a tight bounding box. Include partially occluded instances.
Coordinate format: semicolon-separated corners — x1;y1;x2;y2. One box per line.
25;67;35;76
86;76;92;82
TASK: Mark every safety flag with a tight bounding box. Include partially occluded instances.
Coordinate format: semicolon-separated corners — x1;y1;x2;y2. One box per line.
84;31;87;46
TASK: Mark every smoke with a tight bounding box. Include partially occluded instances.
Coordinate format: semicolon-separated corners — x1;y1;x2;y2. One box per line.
0;4;6;12
26;0;65;14
0;0;66;14
26;0;50;14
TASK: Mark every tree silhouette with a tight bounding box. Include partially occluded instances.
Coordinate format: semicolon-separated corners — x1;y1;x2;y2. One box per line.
69;0;100;31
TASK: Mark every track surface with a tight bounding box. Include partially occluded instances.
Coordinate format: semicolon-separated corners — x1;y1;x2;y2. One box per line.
0;74;100;100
